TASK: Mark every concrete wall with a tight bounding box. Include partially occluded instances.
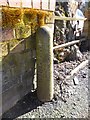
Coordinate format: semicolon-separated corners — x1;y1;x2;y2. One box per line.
0;35;36;116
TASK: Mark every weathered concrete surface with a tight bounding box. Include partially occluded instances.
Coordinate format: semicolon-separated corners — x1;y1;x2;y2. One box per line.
36;26;54;102
0;35;36;116
0;64;2;117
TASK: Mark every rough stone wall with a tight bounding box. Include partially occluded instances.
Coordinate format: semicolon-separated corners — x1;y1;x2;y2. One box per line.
0;35;36;115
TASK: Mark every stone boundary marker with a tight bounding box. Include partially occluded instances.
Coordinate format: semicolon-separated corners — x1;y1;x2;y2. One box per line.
36;26;53;102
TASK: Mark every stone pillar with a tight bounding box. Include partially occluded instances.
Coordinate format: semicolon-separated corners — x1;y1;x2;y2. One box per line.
36;26;53;102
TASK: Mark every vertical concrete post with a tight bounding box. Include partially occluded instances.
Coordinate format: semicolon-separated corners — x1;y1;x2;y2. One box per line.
36;26;53;102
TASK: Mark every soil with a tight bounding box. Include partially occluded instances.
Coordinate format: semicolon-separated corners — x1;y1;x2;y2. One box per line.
2;51;89;119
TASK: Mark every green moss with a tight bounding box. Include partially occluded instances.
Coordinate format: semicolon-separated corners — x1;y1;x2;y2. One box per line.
15;22;31;39
1;7;52;58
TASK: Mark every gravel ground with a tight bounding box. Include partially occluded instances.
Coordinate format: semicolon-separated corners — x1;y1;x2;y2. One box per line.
3;51;89;119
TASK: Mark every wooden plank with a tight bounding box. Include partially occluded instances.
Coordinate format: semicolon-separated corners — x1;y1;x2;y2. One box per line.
53;39;85;50
71;60;88;76
54;16;87;21
22;0;31;8
66;60;88;80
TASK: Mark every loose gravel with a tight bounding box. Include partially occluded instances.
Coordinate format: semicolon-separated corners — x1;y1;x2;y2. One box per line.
3;52;89;119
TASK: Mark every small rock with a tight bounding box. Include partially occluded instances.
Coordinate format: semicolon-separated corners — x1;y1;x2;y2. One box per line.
73;76;79;85
55;70;59;76
53;94;58;101
82;74;86;78
23;101;26;104
72;107;75;110
61;115;65;118
31;115;35;118
53;58;59;64
88;66;90;69
77;98;80;101
73;103;76;106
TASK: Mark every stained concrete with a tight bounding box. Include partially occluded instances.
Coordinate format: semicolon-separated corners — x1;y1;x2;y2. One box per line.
0;35;36;116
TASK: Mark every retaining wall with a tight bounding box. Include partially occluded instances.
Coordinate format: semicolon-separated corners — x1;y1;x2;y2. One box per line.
0;0;55;115
0;35;36;116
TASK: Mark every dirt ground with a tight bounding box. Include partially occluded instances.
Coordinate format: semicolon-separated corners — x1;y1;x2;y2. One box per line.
2;51;89;119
